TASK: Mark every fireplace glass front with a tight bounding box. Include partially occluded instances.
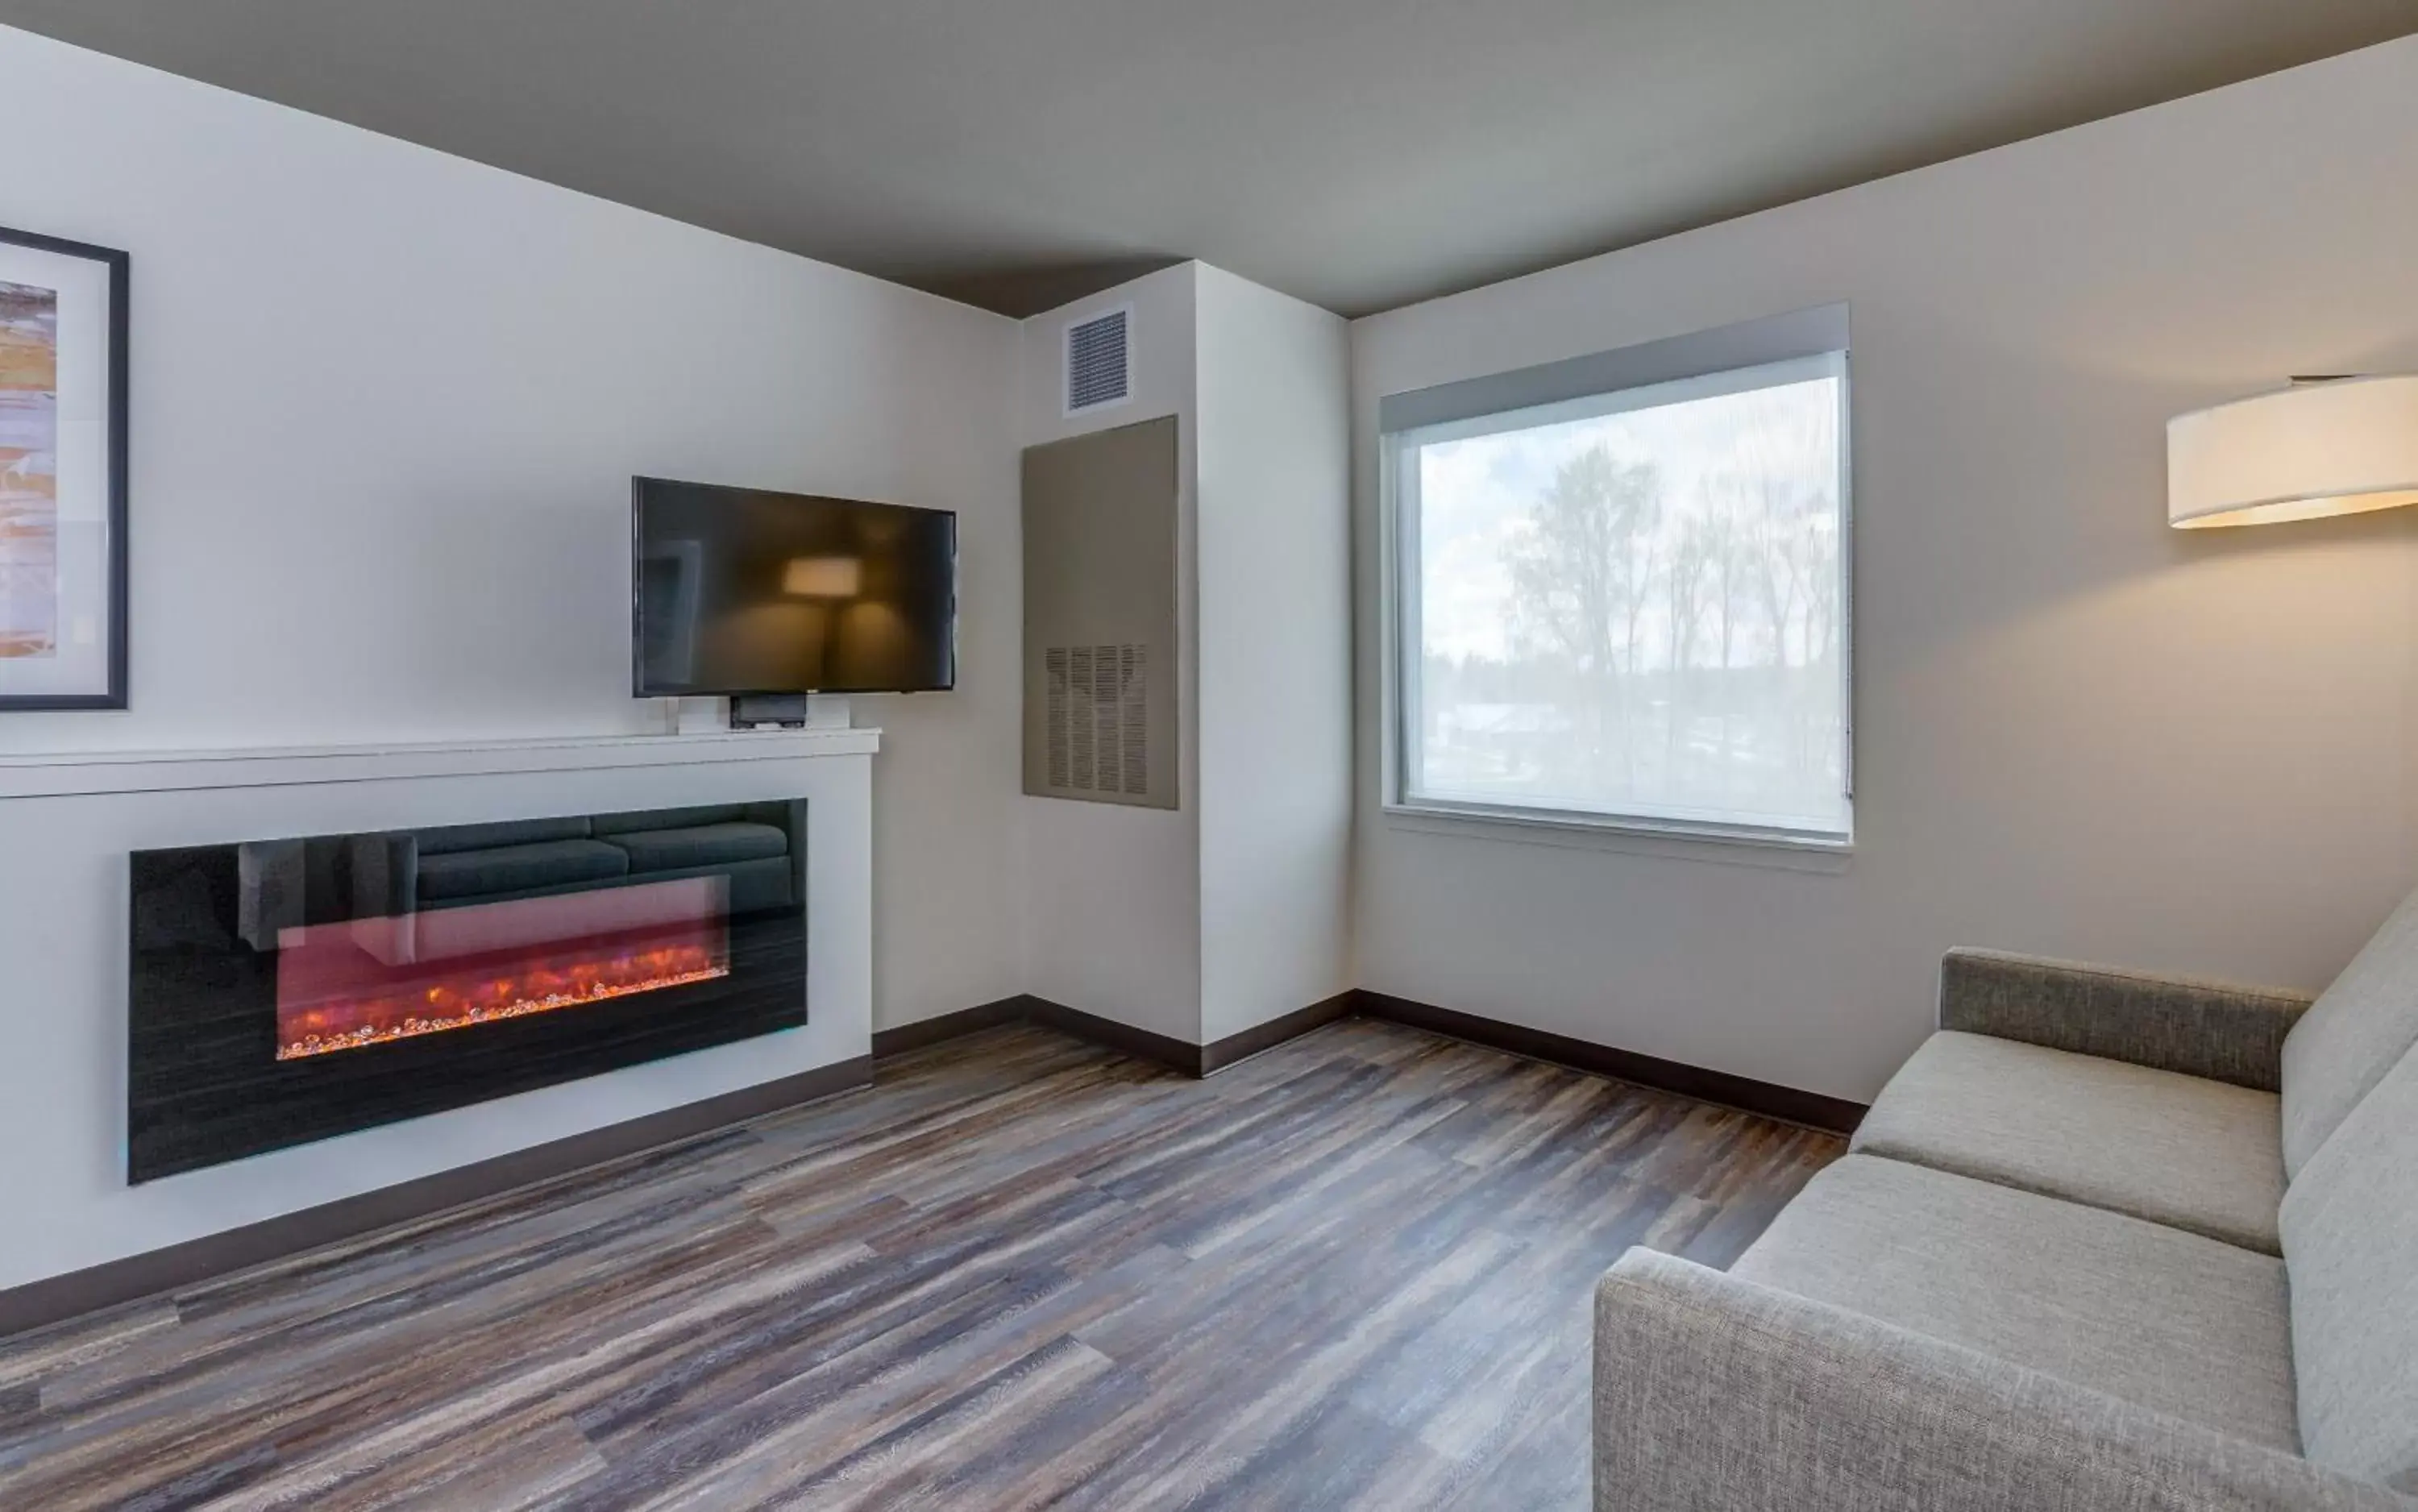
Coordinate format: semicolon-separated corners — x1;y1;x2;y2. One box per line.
129;801;809;1182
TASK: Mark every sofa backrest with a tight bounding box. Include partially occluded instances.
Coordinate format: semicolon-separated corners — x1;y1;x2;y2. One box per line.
413;816;593;856
591;805;747;837
2279;1040;2418;1492
2279;884;2418;1179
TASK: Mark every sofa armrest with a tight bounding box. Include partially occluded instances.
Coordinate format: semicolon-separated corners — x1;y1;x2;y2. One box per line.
1594;1248;2394;1512
346;833;420;919
1938;948;2312;1091
343;834;422;965
742;798;808;914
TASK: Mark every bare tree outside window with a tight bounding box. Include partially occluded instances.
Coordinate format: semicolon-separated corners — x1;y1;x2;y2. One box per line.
1399;355;1849;838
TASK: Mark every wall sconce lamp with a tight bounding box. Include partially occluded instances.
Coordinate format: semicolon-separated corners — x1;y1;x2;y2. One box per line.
2168;375;2418;529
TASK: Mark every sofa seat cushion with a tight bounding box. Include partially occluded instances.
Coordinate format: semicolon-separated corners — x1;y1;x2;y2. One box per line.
1731;1155;2298;1452
414;838;629;902
604;822;787;873
1851;1030;2284;1253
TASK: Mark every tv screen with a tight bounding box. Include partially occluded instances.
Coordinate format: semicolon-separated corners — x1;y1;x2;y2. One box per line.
633;478;957;697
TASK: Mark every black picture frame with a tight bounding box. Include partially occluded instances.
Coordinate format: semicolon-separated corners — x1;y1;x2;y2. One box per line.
0;223;128;711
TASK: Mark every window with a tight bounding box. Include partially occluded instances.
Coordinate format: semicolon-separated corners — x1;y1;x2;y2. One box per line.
1386;315;1851;845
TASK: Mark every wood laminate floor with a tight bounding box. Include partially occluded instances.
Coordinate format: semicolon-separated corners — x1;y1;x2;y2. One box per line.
0;1018;1843;1511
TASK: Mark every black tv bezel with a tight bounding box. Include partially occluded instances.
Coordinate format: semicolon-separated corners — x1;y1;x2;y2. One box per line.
630;476;959;699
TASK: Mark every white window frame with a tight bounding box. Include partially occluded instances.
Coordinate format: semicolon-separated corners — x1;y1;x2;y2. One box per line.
1380;305;1855;854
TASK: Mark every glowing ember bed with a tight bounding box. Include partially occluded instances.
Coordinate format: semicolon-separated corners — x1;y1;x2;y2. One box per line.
271;876;733;1060
127;802;808;1182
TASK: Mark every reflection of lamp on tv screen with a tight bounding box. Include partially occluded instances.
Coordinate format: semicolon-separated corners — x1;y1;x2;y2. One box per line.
783;556;863;599
631;477;957;696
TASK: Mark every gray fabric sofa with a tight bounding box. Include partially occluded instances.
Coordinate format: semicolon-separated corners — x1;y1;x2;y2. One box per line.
339;803;806;967
350;803;807;921
1594;893;2418;1510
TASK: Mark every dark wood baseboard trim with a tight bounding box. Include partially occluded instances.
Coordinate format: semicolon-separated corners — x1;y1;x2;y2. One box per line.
1200;991;1359;1074
880;991;1361;1080
870;996;1029;1060
1025;997;1207;1076
0;1056;873;1343
1355;991;1867;1135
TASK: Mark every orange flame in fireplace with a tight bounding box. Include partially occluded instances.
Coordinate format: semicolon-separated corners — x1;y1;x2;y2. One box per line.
276;942;729;1060
275;878;735;1062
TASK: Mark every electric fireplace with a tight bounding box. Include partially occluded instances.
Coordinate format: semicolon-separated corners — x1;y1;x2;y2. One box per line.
128;801;808;1182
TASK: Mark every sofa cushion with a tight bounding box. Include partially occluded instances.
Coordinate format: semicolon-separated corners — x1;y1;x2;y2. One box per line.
411;816;592;856
591;805;747;838
1731;1155;2298;1452
2282;883;2418;1178
414;838;629;902
1851;1030;2284;1253
603;822;787;873
2279;1042;2418;1491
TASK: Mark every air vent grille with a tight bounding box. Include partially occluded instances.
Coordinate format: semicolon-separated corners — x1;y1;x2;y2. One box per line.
1065;307;1132;415
1045;643;1149;796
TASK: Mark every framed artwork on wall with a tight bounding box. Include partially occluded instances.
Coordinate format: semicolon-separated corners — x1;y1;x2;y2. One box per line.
0;224;127;711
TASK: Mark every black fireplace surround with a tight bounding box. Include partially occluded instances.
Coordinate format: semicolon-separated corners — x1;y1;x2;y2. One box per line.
128;801;808;1182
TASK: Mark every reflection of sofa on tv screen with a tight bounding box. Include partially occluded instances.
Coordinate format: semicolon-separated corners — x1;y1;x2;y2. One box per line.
345;803;805;966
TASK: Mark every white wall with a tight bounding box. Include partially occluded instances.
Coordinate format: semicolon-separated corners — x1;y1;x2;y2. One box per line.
0;26;1024;1034
1352;35;2418;1102
1194;267;1353;1042
21;11;2416;1156
1016;266;1204;1040
1016;264;1356;1048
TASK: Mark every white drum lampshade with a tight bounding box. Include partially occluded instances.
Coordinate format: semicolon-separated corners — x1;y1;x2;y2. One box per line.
2167;375;2418;529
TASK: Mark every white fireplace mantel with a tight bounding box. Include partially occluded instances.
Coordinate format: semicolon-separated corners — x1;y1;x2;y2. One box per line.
0;728;883;800
0;725;879;1301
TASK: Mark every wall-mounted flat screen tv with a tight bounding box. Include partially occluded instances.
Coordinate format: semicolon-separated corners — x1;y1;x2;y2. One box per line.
633;477;958;696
